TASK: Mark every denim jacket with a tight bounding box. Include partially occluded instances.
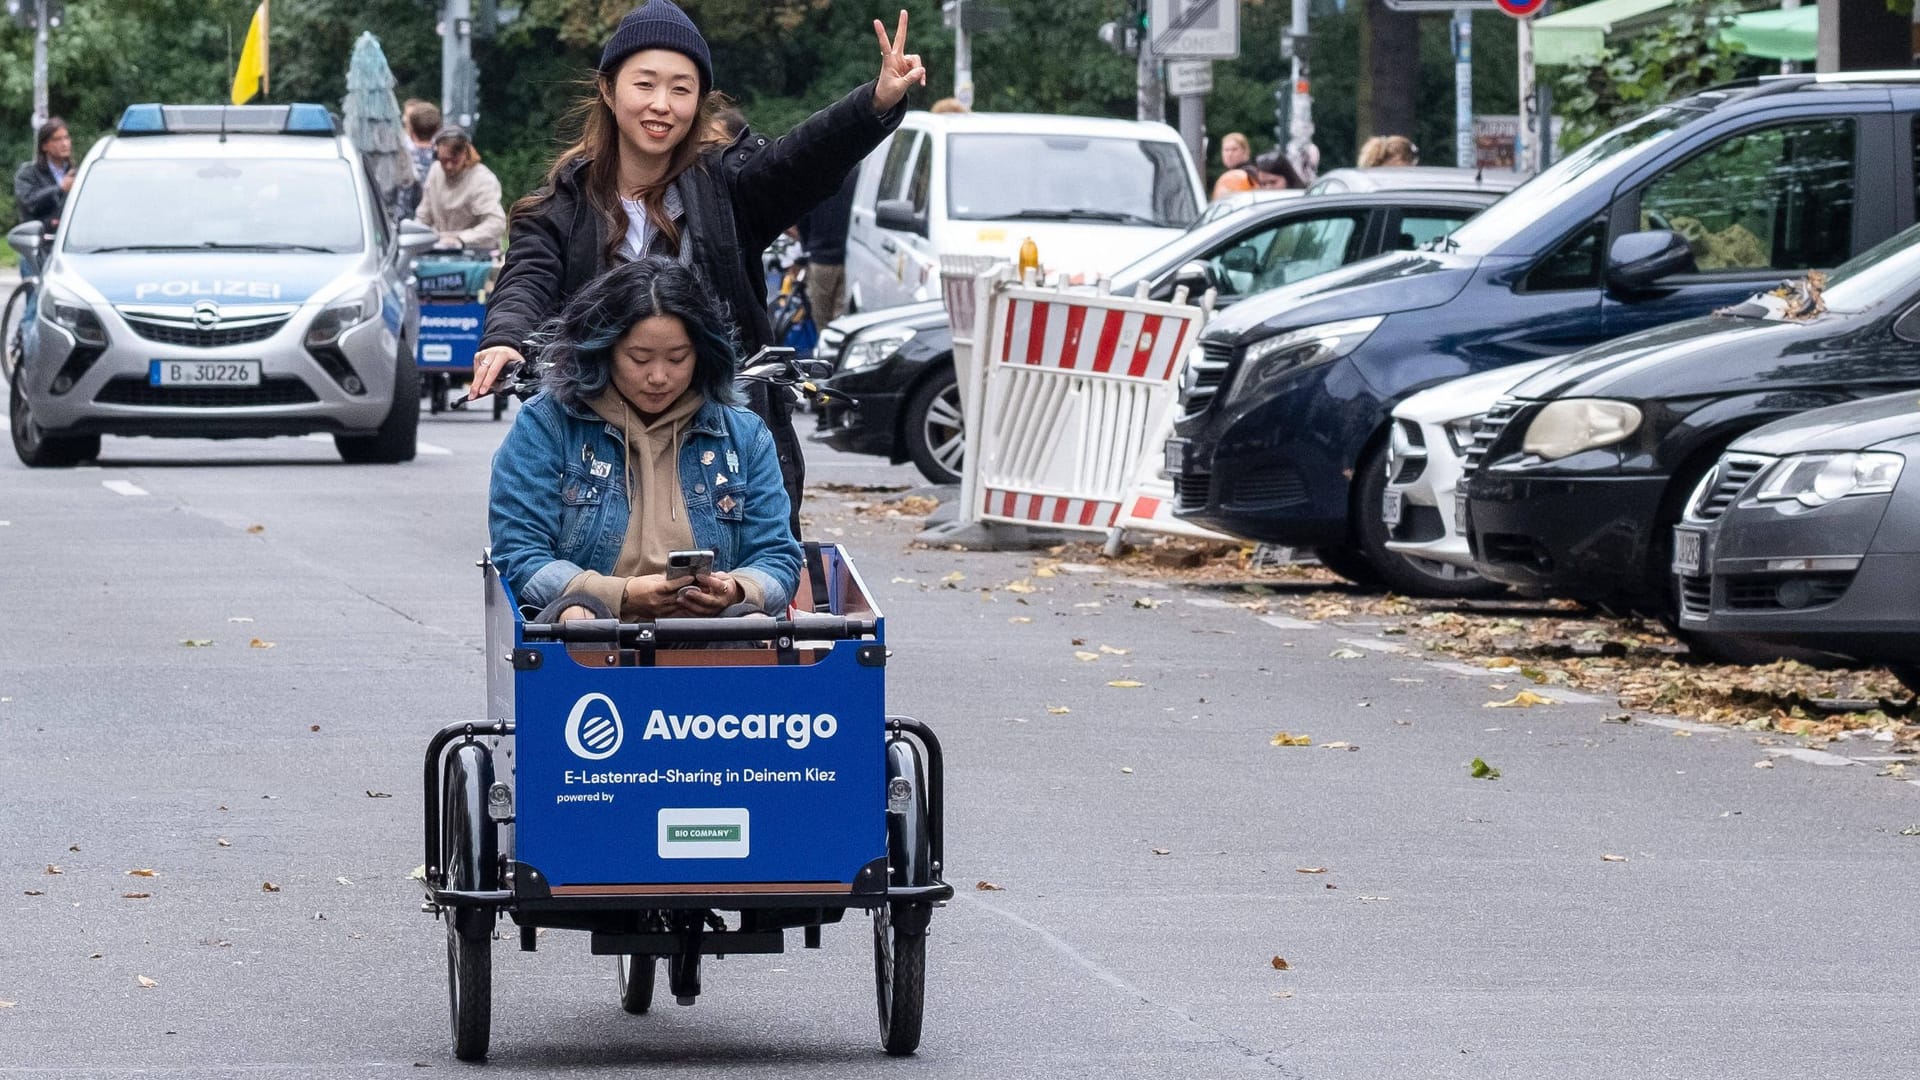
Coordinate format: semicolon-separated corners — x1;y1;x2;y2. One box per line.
489;391;801;613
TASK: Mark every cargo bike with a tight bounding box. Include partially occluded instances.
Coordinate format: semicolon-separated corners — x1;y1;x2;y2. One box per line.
420;354;950;1063
413;250;507;418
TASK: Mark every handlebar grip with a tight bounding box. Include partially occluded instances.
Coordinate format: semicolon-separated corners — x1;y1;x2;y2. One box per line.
522;614;877;645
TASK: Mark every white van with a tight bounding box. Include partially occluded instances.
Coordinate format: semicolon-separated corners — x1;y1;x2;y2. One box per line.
843;111;1205;312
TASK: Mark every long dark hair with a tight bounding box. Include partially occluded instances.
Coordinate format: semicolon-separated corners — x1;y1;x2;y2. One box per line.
540;255;739;409
512;71;733;266
34;118;66;166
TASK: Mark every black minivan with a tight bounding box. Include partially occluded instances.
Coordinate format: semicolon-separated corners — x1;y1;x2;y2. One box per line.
1171;73;1920;597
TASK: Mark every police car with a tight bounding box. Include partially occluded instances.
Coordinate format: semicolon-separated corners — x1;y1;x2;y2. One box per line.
5;103;438;467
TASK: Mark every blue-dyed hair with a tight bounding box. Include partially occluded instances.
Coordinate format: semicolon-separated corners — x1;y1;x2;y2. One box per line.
539;255;739;408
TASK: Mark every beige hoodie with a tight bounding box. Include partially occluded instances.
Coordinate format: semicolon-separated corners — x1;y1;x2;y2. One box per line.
562;389;766;616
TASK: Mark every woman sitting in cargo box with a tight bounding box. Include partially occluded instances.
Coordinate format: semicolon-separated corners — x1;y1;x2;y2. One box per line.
488;256;801;625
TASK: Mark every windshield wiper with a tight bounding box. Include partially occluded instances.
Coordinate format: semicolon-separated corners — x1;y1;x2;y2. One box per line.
1002;208;1162;227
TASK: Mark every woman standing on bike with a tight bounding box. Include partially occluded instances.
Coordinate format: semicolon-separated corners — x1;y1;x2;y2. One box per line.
473;1;927;533
12;118;73;276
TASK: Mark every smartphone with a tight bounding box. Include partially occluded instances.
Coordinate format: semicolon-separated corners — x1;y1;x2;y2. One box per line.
665;549;716;583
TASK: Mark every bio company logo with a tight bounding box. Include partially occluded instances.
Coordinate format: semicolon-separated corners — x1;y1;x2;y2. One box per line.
565;693;624;761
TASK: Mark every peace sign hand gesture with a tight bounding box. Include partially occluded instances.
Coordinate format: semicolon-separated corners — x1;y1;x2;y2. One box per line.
871;9;928;114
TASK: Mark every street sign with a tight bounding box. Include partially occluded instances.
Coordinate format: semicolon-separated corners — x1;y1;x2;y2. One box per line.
1496;0;1547;17
1149;0;1239;60
1166;59;1213;98
1380;0;1496;12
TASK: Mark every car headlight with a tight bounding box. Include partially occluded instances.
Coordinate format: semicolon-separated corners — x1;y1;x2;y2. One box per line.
1444;416;1479;456
1521;399;1642;461
1753;451;1903;508
839;327;916;373
306;283;380;347
1232;316;1384;399
40;282;107;347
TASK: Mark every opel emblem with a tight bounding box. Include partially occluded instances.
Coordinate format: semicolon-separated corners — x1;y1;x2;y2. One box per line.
193;300;221;329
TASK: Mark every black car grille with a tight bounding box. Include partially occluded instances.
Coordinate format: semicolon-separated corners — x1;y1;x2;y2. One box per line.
1686;454;1773;522
1460;397;1524;478
1225;469;1308;510
1178;340;1234;419
1678;574;1713;620
1724;572;1854;611
1171;472;1210;514
94;375;319;407
122;316;289;348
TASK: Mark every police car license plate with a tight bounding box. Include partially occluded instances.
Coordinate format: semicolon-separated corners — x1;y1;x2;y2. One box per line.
1381;488;1403;529
1671;526;1705;575
150;360;261;387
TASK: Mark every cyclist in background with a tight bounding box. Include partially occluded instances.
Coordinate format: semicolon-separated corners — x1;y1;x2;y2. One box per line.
415;126;507;253
13;117;73;277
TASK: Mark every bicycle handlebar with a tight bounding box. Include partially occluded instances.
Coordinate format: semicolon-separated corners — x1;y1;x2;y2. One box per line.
452;345;856;411
521;612;878;645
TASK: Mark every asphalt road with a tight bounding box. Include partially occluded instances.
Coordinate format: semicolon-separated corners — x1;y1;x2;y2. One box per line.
3;403;1917;1078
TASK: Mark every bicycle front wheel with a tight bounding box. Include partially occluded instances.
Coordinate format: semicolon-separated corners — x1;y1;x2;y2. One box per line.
1;281;31;386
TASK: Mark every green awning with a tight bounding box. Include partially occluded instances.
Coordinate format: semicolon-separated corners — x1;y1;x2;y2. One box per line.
1722;6;1817;61
1533;0;1676;66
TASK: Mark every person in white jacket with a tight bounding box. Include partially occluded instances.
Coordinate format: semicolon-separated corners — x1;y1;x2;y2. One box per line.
414;127;506;252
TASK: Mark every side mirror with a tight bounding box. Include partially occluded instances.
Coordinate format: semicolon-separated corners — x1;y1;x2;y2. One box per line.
7;222;44;263
1606;229;1695;292
1171;260;1219;298
1219;246;1259;275
398;220;440;257
875;198;926;237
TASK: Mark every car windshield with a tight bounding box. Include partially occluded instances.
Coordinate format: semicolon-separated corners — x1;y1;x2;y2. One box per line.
63;158;364;254
1441;104;1704;256
946;133;1199;229
1817;222;1920;311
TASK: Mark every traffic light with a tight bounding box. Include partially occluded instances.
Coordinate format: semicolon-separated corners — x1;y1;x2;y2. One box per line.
1098;0;1146;58
1273;88;1288;148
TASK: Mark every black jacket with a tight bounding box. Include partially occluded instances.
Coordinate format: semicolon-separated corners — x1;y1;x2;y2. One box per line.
12;159;65;230
796;168;858;266
481;81;902;355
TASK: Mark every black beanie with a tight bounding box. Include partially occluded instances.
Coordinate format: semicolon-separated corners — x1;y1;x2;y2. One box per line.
599;1;713;97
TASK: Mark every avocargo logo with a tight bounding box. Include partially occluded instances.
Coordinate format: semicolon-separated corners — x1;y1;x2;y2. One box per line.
643;709;837;750
421;314;481;332
564;693;624;761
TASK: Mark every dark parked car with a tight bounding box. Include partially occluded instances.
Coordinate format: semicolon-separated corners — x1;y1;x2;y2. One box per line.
816;189;1500;484
1172;73;1920;596
1464;223;1920;612
1673;392;1920;689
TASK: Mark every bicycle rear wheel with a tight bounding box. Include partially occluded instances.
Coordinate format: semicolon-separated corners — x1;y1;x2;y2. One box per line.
1;281;31;385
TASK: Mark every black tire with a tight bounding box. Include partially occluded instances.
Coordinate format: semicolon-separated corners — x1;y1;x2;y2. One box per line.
1;282;29;386
872;903;926;1056
10;369;98;468
1891;665;1920;696
441;742;495;1061
336;347;420;464
903;367;963;486
1351;439;1506;599
617;953;656;1015
1311;543;1383;588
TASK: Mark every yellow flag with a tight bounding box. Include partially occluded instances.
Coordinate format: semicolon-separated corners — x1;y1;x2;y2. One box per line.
230;2;269;105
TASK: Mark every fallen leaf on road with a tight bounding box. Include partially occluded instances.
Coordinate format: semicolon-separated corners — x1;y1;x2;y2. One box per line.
940;571;965;586
336;877;354;886
1270;732;1312;747
1878;763;1909;779
44;865;61;875
1603;713;1634;724
1151;847;1171;856
136;976;157;989
1358;895;1391;902
88;953;101;959
407;865;427;881
1485;691;1554;708
1133;596;1162;609
1009;616;1032;624
1074;651;1100;662
1071;637;1087;646
24;890;44;896
975;881;1005;891
1271;990;1294;999
125;869;156;878
180;639;214;648
1901;824;1920;836
1270;956;1290;971
1295;867;1328;874
250;639;276;649
366;790;392;799
1322;741;1357;751
261;882;280;893
1672;729;1692;738
0;1000;15;1008
1486;657;1518;669
1004;579;1037;594
1119;766;1134;774
1329;648;1365;660
122;892;151;899
1753;760;1775;770
228;616;254;623
1107;680;1144;689
1098;644;1131;655
217;838;231;847
246;524;265;534
309;724;321;732
1601;854;1628;863
1469;758;1501;780
1046;706;1071;715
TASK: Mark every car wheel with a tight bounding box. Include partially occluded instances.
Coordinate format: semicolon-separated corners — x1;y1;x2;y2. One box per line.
335;346;420;464
1352;439;1505;599
1890;665;1920;696
10;369;99;468
903;367;963;486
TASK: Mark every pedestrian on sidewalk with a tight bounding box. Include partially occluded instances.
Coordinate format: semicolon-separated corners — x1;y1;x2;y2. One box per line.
796;168;856;328
471;0;925;538
1358;135;1418;168
13;118;73;276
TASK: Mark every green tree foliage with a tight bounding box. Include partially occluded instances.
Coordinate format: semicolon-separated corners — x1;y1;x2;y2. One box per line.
1549;0;1751;152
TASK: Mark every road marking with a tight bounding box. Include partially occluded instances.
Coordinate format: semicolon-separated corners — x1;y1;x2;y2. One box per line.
416;441;452;456
1258;614;1321;632
1184;597;1241;609
1338;637;1407;655
1762;746;1858;768
102;480;147;497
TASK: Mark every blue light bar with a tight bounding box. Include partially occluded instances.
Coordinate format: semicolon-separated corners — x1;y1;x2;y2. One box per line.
114;104;338;137
117;104;166;133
